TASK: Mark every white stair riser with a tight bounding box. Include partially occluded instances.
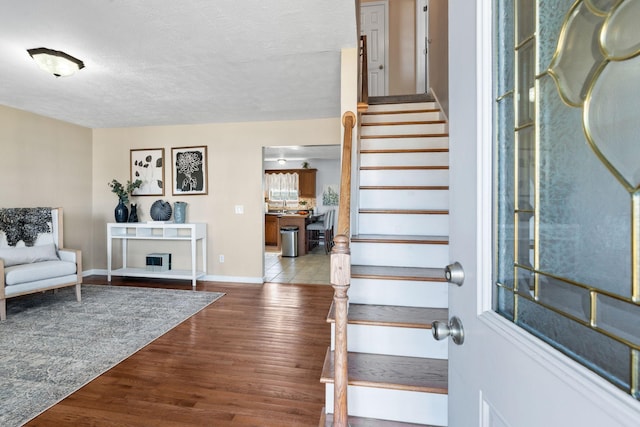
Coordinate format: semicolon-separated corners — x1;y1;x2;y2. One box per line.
361;136;449;150
325;385;448;425
360;169;449;186
359;189;449;210
358;213;449;236
331;324;448;359
362;111;442;123
349;278;448;307
351;242;449;268
361;123;447;136
360;151;449;167
365;102;437;112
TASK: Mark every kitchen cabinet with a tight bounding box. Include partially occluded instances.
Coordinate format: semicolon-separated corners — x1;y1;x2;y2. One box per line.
265;168;317;198
265;214;279;246
297;169;317;198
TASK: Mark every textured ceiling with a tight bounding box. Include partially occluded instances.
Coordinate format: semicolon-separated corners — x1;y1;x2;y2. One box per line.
0;1;357;128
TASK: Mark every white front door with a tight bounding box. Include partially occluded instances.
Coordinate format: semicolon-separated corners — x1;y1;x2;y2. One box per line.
360;2;386;96
446;1;640;426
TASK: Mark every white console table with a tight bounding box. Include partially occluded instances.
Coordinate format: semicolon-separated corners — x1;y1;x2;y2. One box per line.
107;222;207;288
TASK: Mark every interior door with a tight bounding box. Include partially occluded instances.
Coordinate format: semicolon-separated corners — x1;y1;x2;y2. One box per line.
446;1;640;426
360;2;386;96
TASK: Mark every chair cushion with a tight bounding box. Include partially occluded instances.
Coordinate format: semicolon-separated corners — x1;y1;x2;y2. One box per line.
4;260;76;286
0;243;59;267
306;222;325;230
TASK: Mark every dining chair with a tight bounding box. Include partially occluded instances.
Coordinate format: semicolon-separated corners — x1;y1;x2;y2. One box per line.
306;209;334;253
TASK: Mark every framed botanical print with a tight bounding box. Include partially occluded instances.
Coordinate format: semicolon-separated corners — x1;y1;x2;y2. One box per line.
130;148;164;196
171;146;208;195
322;184;339;206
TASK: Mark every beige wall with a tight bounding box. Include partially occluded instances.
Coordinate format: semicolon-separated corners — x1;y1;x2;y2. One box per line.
0;105;94;263
388;0;416;95
92;118;340;282
0;103;340;281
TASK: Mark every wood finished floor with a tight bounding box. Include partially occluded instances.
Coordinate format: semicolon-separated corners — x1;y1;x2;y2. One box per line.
25;276;334;427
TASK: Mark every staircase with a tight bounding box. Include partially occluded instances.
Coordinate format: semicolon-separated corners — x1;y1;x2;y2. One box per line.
321;97;450;426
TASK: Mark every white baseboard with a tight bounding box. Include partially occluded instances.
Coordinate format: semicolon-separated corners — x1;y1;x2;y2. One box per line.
84;269;263;284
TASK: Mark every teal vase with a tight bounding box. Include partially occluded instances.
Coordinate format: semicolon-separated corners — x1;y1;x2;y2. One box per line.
174;202;187;223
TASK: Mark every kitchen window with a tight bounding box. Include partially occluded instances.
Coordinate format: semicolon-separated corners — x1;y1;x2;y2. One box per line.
265;172;299;203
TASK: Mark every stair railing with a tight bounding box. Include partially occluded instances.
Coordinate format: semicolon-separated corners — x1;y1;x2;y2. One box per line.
330;111;355;426
358;35;369;112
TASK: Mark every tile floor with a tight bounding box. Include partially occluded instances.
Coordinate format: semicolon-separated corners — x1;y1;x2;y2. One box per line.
264;245;331;285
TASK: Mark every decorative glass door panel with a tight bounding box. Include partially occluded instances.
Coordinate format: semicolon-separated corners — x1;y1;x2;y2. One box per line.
494;0;640;398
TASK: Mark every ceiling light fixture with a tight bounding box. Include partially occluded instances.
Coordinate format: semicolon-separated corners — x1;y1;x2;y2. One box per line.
27;47;85;77
277;158;287;165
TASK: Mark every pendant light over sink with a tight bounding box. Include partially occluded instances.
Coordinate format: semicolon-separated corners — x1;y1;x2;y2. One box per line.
27;47;85;77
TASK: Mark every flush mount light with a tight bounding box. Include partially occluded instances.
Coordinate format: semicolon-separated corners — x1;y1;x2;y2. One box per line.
27;47;85;77
277;158;287;165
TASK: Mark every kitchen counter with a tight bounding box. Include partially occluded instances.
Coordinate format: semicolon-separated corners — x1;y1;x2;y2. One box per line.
266;210;311;218
265;212;321;255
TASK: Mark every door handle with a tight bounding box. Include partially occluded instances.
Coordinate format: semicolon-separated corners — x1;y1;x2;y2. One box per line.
379;64;384;70
432;316;465;345
444;261;464;286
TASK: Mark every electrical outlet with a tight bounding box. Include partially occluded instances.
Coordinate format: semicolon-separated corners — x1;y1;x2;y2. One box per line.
219;255;224;263
234;205;244;214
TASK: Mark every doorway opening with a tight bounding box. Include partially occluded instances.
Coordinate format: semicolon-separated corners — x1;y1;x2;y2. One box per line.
262;145;340;284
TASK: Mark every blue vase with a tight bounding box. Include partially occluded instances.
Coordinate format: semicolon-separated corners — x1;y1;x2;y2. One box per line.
114;200;129;223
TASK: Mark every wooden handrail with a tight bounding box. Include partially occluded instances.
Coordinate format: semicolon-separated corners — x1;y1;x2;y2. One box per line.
330;111;355;426
337;112;355;237
359;35;369;110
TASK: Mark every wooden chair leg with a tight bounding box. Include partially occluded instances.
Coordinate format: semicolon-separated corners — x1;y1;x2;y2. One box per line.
0;298;6;321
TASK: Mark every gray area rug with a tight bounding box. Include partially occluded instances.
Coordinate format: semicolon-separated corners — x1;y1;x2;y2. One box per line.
0;285;224;426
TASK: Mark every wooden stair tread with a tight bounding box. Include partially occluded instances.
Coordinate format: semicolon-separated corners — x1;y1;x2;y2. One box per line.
361;133;449;139
321;349;448;394
360;148;449;154
362;120;446;126
321;409;443;427
360;165;448;170
327;303;448;328
351;234;449;245
360;186;449;190
359;209;449;215
368;94;435;105
351;265;446;282
362;108;440;115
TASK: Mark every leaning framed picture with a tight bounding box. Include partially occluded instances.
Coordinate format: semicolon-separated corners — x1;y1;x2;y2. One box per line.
130;148;164;196
171;146;208;195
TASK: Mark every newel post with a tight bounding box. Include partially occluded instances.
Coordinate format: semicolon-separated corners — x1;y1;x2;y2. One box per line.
331;234;350;426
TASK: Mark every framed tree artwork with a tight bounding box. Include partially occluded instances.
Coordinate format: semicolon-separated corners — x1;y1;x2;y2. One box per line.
130;148;164;196
171;146;208;195
322;184;339;206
